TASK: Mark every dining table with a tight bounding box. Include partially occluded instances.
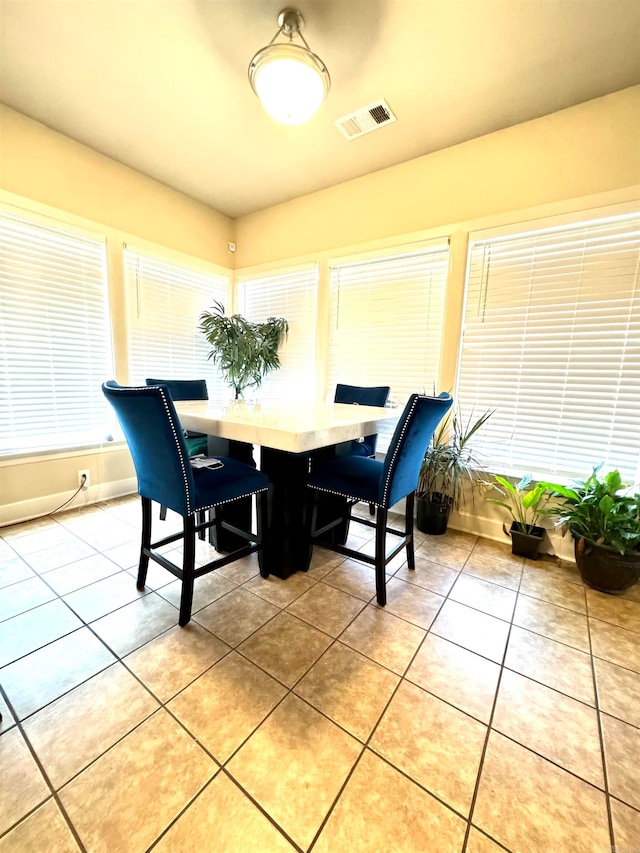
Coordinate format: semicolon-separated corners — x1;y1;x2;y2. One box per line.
175;398;399;579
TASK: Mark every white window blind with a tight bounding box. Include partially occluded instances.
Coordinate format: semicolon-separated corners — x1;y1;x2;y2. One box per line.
457;212;640;481
0;211;113;456
237;266;317;400
125;249;229;401
329;244;449;452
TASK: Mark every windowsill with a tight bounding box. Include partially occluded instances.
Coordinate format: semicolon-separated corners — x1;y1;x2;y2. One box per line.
0;440;127;466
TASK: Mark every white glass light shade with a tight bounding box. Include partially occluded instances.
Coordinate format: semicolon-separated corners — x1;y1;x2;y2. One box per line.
249;43;330;125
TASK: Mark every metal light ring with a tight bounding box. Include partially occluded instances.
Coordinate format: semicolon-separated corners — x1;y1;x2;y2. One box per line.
248;43;331;96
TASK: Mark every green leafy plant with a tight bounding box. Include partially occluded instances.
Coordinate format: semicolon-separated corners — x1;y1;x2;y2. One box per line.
544;466;640;555
484;474;551;534
199;300;289;399
417;408;493;511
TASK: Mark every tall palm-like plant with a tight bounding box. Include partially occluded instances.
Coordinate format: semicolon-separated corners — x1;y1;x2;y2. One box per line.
199;301;289;399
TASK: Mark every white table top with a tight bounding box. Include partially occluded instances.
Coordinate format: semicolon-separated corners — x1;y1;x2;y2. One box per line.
175;399;399;454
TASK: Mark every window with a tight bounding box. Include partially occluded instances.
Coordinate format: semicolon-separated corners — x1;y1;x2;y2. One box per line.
0;211;113;456
237;266;318;399
457;211;640;481
124;249;229;401
328;243;449;452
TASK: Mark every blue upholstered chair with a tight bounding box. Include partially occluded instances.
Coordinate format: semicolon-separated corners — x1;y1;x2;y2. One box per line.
333;383;390;458
307;392;453;606
145;378;209;523
103;381;269;626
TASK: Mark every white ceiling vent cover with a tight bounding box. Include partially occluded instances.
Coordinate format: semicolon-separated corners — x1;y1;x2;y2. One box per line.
335;99;397;140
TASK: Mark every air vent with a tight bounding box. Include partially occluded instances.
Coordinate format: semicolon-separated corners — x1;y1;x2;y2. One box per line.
335;99;397;140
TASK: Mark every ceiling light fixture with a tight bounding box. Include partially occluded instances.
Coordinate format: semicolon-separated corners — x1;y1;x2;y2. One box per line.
248;7;330;126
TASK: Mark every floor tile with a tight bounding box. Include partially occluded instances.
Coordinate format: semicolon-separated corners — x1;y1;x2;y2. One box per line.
0;517;59;542
431;600;510;663
0;798;80;853
305;549;344;579
0;728;50;835
339;604;426;674
379;577;444;629
64;571;147;622
590;618;640;673
194;587;279;646
286;581;365;637
89;592;179;657
102;540;141;570
473;731;610;853
322;558;383;601
123;622;229;702
153;774;296;852
58;710;216;853
314;748;466;853
601;713;640;810
0;576;56;622
492;669;604;787
407;634;500;723
586;588;640;633
43;553;123;596
513;593;590;651
610;797;640;852
449;573;516;621
243;572;317;607
0;600;83;668
168;651;287;762
523;556;583;586
238;612;332;687
594;657;640;728
295;642;399;741
22;539;97;574
7;525;84;557
215;552;261;584
159;571;237;614
519;567;586;613
0;554;36;589
393;554;460;595
227;693;361;851
466;827;507;853
0;627;116;720
125;561;174;590
416;538;470;571
0;695;15;734
505;625;595;705
23;663;159;788
370;680;486;816
463;549;523;591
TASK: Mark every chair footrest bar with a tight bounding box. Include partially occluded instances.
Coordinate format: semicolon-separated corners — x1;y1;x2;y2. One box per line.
193;543;261;577
145;548;184;580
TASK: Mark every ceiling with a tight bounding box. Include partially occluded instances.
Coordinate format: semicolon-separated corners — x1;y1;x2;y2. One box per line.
1;0;639;219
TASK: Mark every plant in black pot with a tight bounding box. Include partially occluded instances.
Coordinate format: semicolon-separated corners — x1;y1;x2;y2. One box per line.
416;408;493;535
544;467;640;594
484;474;552;559
199;300;289;399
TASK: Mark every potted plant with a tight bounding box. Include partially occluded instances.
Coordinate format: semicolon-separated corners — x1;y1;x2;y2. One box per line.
484;474;552;559
416;408;493;535
199;300;289;399
544;467;640;593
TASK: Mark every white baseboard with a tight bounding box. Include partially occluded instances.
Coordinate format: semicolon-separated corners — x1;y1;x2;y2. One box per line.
0;477;137;528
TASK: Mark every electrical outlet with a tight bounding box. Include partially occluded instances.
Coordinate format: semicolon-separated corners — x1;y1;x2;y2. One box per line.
78;469;90;490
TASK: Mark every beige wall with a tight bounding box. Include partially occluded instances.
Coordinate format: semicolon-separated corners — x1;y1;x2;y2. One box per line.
0;106;234;524
235;86;640;267
0;105;233;265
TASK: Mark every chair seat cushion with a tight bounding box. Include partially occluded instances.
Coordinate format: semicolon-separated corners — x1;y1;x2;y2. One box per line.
308;455;383;505
193;458;269;510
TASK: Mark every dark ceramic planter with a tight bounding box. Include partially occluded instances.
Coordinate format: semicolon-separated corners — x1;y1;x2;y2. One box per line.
574;536;640;594
416;494;452;535
509;521;545;559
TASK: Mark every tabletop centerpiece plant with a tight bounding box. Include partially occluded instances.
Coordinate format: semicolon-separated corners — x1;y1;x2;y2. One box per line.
484;473;552;559
416;407;493;535
544;466;640;593
199;300;289;400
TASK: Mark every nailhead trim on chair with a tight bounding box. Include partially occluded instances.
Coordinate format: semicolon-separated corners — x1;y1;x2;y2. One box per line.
195;485;269;515
308;484;382;509
381;394;420;506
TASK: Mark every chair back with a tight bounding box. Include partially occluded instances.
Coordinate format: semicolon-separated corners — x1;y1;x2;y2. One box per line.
145;378;208;401
380;393;453;507
103;381;196;516
334;383;390;456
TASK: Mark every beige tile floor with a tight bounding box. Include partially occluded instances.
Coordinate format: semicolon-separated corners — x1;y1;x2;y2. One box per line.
1;495;639;852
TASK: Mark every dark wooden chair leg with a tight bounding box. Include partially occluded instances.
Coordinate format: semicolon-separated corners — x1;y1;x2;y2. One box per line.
257;492;270;578
179;515;196;626
197;509;206;541
159;504;167;521
405;491;416;572
137;497;152;589
375;506;388;606
369;502;375;515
